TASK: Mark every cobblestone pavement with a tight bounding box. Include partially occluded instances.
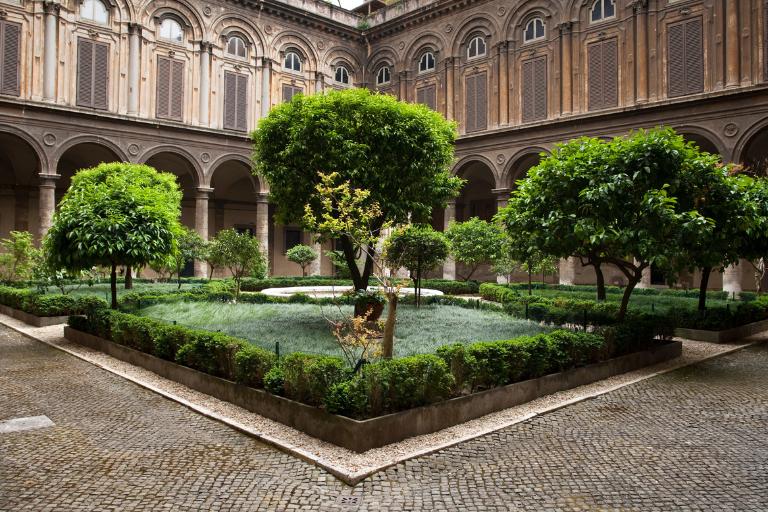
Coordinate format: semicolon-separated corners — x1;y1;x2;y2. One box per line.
1;325;766;511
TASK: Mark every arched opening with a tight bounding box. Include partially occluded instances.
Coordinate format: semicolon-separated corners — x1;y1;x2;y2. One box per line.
506;152;542;189
57;142;123;200
680;132;721;157
144;151;197;230
0;132;42;237
455;160;496;222
741;126;768;174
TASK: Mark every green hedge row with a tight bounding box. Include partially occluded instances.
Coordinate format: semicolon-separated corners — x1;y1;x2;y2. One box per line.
498;281;743;300
667;295;768;330
0;286;106;317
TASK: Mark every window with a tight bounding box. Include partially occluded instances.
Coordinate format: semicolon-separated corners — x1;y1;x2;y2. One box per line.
156;56;184;120
159;18;183;43
223;71;248;131
334;65;350;84
376;66;391;85
418;51;435;73
81;0;109;24
667;18;704;97
226;36;247;59
521;56;547;122
77;38;109;109
0;20;21;97
465;72;487;132
467;36;486;59
285;228;302;251
416;84;436;110
284;51;302;72
282;84;303;103
587;38;618;110
524;18;546;43
590;0;615;22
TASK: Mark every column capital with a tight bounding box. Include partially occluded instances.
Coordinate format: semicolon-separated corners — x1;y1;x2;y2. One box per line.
256;192;270;204
495;41;509;53
38;173;60;187
200;41;214;53
492;187;511;197
557;21;573;34
195;187;214;199
631;0;648;13
261;57;274;69
128;23;143;36
43;1;60;15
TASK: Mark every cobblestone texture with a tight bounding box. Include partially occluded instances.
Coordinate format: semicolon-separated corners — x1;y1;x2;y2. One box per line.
1;325;766;511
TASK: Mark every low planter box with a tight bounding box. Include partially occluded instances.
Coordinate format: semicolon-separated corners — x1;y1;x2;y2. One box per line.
65;326;681;453
0;304;70;327
674;318;768;343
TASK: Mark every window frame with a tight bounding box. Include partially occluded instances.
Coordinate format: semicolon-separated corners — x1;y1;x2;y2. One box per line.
283;50;302;73
334;64;350;85
80;0;110;25
376;66;391;86
158;17;184;44
226;35;248;59
523;17;546;43
467;36;487;60
418;51;436;74
590;0;616;24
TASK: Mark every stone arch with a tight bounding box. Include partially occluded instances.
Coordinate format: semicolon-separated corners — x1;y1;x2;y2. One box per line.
141;0;206;42
505;0;560;41
0;127;46;236
64;0;135;24
324;46;363;84
0;124;48;173
453;156;499;222
141;147;201;230
53;135;128;171
736;119;768;171
675;126;726;157
368;46;398;73
210;15;266;59
205;153;265;192
139;146;203;187
55;140;126;214
403;32;447;69
451;15;499;57
271;31;319;71
502;147;548;188
566;0;620;26
208;158;260;236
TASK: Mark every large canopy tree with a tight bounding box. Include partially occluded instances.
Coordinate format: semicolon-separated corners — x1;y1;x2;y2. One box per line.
45;162;182;308
252;88;462;291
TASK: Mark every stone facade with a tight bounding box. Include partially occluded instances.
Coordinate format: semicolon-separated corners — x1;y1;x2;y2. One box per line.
0;0;766;286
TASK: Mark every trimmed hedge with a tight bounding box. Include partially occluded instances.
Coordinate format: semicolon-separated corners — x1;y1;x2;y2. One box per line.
667;295;768;330
0;286;106;317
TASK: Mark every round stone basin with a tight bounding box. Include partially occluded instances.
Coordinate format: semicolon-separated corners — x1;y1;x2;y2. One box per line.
259;285;444;299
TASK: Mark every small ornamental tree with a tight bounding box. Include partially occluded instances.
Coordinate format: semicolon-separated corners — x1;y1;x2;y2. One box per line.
210;228;266;300
733;174;768;293
0;231;37;282
253;88;462;292
172;227;206;288
286;244;318;277
493;236;557;295
383;224;448;306
45;163;182;309
445;217;504;281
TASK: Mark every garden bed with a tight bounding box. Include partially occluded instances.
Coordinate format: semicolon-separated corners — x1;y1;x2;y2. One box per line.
0;304;70;327
64;325;681;452
674;318;768;343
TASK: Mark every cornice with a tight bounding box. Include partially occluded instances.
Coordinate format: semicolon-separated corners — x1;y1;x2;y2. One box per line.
236;0;366;41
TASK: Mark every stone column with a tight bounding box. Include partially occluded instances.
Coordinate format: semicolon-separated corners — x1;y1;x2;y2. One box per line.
492;188;511;211
399;71;408;102
442;200;456;280
194;187;212;277
723;262;744;294
637;264;652;288
43;1;59;101
127;24;141;115
559;257;579;285
445;58;454;120
37;174;59;240
725;0;740;87
314;72;324;94
498;43;509;125
634;1;649;102
310;236;322;276
559;22;573;114
256;193;270;275
199;42;212;126
261;58;271;117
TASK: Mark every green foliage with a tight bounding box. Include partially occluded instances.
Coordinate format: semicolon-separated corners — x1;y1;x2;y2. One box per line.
0;231;38;282
285;244;318;276
384;224;449;305
171;227;206;287
445;217;504;280
208;229;267;299
234;345;278;388
273;353;349;406
0;285;105;316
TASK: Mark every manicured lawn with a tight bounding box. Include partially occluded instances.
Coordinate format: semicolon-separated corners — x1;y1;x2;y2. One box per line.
138;302;550;357
42;282;204;300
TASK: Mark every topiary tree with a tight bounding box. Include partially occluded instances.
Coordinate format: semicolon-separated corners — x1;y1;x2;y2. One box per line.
253;88;462;292
383;224;448;307
45;163;182;309
209;228;266;300
444;217;504;281
286;244;318;277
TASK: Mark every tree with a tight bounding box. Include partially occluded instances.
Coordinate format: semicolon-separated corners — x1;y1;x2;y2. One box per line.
493;237;558;295
444;217;504;281
383;224;448;306
732;174;768;293
286;244;318;277
172;227;206;288
209;228;266;300
0;231;37;282
253;88;461;291
202;239;227;280
45;163;182;309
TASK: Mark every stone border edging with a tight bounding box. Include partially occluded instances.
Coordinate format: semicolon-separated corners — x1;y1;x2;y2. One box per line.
64;326;682;453
675;318;768;343
0;304;70;327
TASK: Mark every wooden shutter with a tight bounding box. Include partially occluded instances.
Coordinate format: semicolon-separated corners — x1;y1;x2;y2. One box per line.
523;56;547;122
416;84;436;110
475;72;487;131
464;75;476;132
170;60;184;120
282;84;302;103
235;74;248;131
76;38;109;110
0;21;21;97
92;42;109;110
224;71;248;131
156;57;184;121
668;18;704;97
522;59;534;122
587;38;618;111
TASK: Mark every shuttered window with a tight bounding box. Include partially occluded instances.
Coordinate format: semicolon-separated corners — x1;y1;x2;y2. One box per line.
223;71;248;131
282;84;303;103
156;56;184;121
77;38;109;109
464;72;487;133
587;38;618;111
0;21;20;97
521;56;547;122
667;17;704;98
416;84;436;110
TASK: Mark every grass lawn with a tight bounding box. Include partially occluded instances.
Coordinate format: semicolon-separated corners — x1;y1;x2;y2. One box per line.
138;302;550;357
40;282;204;300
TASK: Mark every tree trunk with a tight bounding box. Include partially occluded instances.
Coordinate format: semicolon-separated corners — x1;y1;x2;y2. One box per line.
208;265;215;280
301;266;307;277
594;263;606;301
381;292;398;359
125;266;133;290
698;266;712;311
339;235;366;291
618;276;639;321
110;263;118;310
527;268;532;295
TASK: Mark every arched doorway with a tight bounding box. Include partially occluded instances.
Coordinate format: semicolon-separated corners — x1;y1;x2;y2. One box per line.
455;160;496;222
57;142;124;202
143;151;199;230
741;126;768;174
0;131;43;237
504;151;542;190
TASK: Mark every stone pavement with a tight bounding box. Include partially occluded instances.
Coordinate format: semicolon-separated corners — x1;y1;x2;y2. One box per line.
1;324;766;511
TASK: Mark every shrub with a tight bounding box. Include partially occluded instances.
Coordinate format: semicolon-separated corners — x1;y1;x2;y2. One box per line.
235;345;277;388
278;353;349;406
175;331;248;380
153;324;190;361
110;312;158;354
264;365;285;395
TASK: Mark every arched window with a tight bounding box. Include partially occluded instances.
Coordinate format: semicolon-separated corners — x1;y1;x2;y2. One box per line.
376;66;391;85
159;18;183;43
467;36;487;59
81;0;109;24
334;65;350;84
284;51;302;73
419;51;436;73
590;0;616;22
226;36;247;59
524;18;546;43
